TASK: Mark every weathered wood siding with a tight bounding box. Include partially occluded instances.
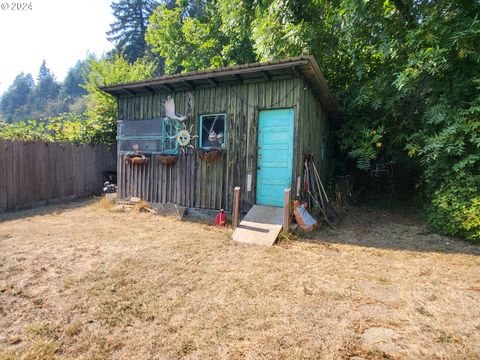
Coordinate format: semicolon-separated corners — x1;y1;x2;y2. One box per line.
295;78;329;189
117;76;329;211
0;140;116;212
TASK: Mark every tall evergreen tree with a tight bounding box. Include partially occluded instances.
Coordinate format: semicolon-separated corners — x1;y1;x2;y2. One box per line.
107;0;160;63
29;60;60;119
34;60;60;100
0;72;34;122
60;60;89;101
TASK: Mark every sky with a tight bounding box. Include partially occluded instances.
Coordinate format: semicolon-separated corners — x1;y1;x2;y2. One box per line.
0;0;114;95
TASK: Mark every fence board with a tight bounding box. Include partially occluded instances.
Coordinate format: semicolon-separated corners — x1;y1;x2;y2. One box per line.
0;140;116;212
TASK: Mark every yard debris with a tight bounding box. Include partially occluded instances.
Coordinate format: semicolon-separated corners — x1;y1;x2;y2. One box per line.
104;193;117;203
112;204;128;212
113;197;187;219
133;200;156;213
293;200;317;232
150;202;186;219
103;181;117;194
302;154;341;228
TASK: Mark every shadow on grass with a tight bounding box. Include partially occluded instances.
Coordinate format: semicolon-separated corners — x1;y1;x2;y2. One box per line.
0;197;95;223
300;205;480;256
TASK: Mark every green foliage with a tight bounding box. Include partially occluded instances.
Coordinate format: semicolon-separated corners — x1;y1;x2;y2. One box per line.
0;55;155;145
83;55;157;144
1;0;478;241
30;60;61;119
326;0;480;241
0;114;92;143
251;0;316;60
59;59;89;101
340;126;385;171
0;73;35;122
0;59;91;123
146;0;256;74
143;0;480;240
428;175;480;242
107;0;160;63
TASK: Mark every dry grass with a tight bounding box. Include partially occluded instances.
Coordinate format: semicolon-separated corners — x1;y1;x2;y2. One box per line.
0;200;479;359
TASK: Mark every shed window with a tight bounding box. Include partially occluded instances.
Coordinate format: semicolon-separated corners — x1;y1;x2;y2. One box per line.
162;120;178;154
117;118;178;155
199;114;226;149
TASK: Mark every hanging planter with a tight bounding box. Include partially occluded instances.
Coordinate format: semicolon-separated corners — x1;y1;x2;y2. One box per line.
157;154;178;165
125;154;149;165
197;149;223;162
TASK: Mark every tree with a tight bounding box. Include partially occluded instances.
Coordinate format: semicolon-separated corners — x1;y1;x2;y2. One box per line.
144;0;480;240
60;59;89;101
29;60;60;119
146;0;256;74
107;0;160;63
83;54;157;144
0;72;35;122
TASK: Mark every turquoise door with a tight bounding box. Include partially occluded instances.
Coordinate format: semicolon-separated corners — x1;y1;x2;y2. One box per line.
256;108;294;207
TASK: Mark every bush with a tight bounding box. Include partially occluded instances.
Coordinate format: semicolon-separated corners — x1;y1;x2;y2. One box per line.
0;114;96;144
428;175;480;242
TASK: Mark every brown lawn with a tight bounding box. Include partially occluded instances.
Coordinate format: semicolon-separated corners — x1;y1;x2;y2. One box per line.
0;199;479;360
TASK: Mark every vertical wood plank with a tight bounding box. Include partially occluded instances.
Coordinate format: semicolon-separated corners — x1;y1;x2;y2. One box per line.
283;187;291;232
232;186;241;229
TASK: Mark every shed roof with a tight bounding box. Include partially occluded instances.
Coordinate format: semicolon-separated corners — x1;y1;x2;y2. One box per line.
100;56;337;116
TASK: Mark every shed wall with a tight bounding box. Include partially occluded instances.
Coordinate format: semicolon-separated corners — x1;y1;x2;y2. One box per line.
117;77;328;211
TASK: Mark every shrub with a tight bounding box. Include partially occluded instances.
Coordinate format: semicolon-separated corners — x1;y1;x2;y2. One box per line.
428;175;480;242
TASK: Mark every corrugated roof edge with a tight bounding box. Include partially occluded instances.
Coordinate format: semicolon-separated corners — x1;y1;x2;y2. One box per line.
100;55;339;117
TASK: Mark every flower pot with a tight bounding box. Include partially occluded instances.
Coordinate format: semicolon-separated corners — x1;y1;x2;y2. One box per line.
157;155;178;165
125;154;149;165
197;149;223;162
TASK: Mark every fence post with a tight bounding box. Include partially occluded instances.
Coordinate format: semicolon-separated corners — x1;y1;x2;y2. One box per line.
283;187;291;232
232;186;241;229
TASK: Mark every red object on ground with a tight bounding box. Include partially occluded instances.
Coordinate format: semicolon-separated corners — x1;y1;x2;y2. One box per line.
216;209;226;226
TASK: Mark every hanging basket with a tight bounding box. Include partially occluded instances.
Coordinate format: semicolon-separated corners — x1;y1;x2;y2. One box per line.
197;149;223;162
125;154;149;165
157;154;178;165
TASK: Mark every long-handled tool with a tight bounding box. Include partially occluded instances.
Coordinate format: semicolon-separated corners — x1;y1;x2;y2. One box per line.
308;156;326;213
311;159;340;224
304;158;311;210
307;189;335;228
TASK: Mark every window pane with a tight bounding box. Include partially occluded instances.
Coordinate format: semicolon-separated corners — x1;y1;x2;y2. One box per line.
117;118;178;154
118;119;163;137
200;114;226;149
163;120;178;154
119;139;163;153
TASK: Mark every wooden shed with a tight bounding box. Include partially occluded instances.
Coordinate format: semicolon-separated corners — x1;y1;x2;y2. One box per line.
101;56;337;213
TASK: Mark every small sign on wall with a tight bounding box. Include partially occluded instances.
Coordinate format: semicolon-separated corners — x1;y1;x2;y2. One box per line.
247;174;252;192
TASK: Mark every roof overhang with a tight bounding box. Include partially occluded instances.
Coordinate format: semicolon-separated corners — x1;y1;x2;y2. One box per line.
100;56;338;116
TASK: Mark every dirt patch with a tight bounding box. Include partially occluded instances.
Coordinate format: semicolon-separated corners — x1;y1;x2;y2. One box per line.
0;199;479;359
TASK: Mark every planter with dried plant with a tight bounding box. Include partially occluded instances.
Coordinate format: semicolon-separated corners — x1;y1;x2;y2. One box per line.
197;149;223;162
125;154;149;165
157;154;178;165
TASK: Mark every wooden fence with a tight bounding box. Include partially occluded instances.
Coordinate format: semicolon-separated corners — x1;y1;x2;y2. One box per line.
0;140;116;212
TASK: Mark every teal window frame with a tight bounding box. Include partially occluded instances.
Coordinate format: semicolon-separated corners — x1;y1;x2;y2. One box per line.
117;118;178;155
162;119;179;155
199;113;227;150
